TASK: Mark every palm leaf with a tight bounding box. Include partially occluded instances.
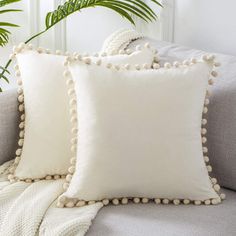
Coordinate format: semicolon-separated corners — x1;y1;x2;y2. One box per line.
0;28;9;46
0;0;22;90
0;22;19;27
123;0;157;19
0;31;8;40
0;0;21;7
94;3;135;25
104;0;153;22
151;0;163;8
0;65;9;74
0;9;21;14
45;0;162;29
0;28;10;34
0;0;21;47
0;22;20;46
1;74;9;83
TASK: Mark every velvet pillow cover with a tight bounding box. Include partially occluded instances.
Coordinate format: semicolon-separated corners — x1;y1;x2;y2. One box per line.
132;39;236;191
58;53;225;208
8;42;156;182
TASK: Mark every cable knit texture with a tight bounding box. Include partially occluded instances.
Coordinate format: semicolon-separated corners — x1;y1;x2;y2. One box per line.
101;28;143;54
0;161;102;236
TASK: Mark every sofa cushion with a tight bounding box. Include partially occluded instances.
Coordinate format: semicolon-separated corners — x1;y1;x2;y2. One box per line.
60;52;222;207
87;188;236;236
8;45;155;182
0;89;19;165
128;38;236;191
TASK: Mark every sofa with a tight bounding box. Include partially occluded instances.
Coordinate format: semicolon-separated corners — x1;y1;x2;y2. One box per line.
0;39;236;235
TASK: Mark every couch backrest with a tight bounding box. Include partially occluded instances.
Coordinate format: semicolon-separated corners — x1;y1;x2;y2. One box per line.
0;89;19;165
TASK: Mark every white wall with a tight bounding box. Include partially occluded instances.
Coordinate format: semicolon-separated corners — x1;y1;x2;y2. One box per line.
66;8;131;53
173;0;236;55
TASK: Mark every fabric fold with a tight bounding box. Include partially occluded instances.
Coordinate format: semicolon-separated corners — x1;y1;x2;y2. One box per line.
0;163;103;236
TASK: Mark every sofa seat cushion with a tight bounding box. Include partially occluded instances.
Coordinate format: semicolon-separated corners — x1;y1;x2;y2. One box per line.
87;189;236;236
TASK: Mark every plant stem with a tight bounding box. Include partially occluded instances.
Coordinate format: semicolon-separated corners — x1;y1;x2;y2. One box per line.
24;29;47;44
0;59;12;85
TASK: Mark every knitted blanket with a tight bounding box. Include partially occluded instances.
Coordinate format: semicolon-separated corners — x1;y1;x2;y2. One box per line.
0;161;103;236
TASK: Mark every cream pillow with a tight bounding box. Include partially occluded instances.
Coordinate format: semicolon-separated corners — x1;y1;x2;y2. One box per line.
58;54;225;207
8;42;156;182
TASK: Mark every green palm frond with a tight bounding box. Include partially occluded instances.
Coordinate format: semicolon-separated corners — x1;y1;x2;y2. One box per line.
0;65;9;73
0;20;20;46
0;0;21;89
0;0;21;7
0;28;9;46
45;0;162;29
0;0;22;46
0;8;21;13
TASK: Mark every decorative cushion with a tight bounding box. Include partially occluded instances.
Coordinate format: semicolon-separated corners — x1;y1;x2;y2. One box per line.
8;42;156;182
131;38;236;191
58;48;225;208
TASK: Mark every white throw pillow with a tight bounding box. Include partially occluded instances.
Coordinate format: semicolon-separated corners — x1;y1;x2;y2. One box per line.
58;54;224;208
8;43;156;182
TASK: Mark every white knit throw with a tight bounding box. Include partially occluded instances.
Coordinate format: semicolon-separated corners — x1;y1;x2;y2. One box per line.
101;28;142;54
0;161;103;236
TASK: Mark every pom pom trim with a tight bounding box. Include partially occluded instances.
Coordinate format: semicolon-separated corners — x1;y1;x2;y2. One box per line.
57;50;225;208
10;42;148;182
8;42;81;182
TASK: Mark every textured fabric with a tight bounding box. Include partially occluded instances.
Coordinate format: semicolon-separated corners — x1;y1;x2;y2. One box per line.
39;201;102;236
0;160;14;189
0;89;19;165
129;38;236;191
14;47;155;180
0;159;13;176
64;58;219;202
0;166;102;236
101;28;143;54
0;180;63;236
87;188;236;236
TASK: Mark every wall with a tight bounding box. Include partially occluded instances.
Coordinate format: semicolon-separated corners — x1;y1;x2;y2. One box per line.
173;0;236;56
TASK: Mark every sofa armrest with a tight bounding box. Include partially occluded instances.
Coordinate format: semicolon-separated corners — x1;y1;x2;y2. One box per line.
0;89;19;165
